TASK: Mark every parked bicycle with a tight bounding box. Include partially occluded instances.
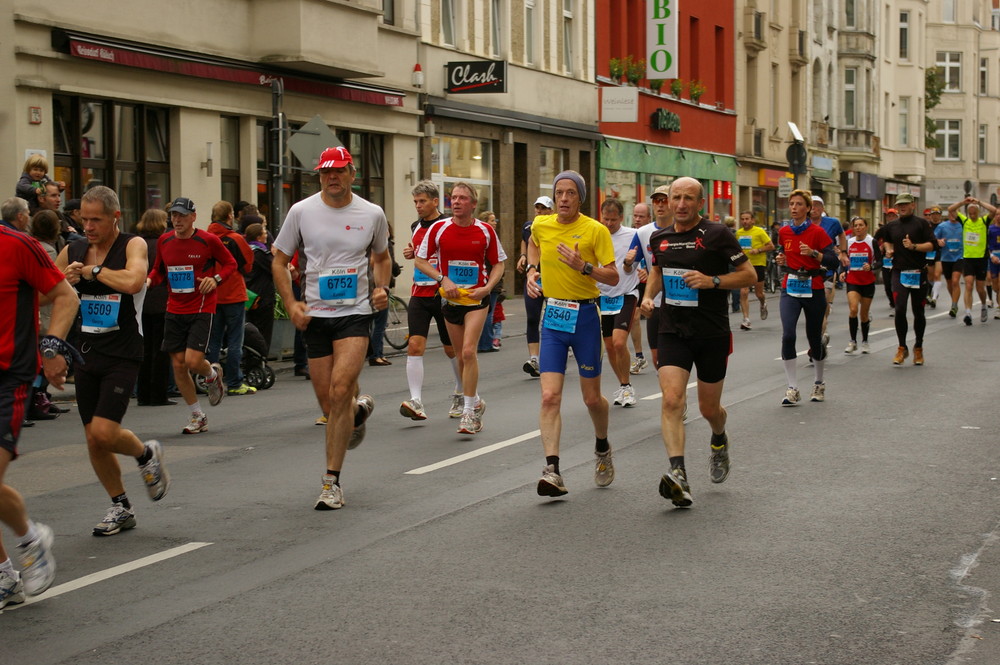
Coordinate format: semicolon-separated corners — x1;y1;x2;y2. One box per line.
384;290;409;350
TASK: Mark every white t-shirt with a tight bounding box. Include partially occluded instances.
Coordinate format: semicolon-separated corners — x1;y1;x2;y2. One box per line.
273;192;390;318
598;225;640;299
635;222;666;306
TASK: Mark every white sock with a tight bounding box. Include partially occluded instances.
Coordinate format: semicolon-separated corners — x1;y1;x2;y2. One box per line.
450;357;462;394
783;359;797;390
207;368;218;381
463;395;479;413
189;401;203;415
0;558;13;575
18;521;39;547
932;280;942;300
406;356;424;401
814;359;825;384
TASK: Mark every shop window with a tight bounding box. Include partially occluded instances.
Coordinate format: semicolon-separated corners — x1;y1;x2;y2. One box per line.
221;116;241;206
538;147;565;202
53;95;170;228
430;137;492;216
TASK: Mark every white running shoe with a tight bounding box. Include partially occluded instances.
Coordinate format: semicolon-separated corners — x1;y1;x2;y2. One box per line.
781;388;801;407
630;356;648;374
861;341;871;354
399;398;427;421
810;383;826;402
845;341;857;354
0;569;25;609
620;384;637;407
182;412;208;435
448;393;464;418
206;363;225;406
139;440;170;501
315;475;344;510
612;386;625;406
18;523;55;596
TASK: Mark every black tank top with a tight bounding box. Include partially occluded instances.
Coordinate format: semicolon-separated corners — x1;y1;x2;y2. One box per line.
68;232;144;360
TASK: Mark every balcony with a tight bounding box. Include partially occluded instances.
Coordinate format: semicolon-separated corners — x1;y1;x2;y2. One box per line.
838;31;876;62
839;129;881;161
789;29;808;67
743;9;766;55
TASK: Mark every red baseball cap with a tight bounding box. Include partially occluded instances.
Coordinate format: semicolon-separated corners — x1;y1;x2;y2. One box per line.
316;146;353;170
886;208;898;215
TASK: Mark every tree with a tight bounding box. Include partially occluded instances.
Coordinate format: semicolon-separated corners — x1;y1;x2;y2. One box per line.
925;67;945;149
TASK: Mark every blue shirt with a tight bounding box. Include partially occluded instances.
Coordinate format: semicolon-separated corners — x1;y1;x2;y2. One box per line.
818;216;842;275
934;220;964;262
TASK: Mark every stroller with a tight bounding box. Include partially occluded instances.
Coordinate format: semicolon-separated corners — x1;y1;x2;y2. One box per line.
195;321;276;392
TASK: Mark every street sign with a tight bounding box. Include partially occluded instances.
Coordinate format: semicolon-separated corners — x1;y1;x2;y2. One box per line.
287;115;342;170
778;177;794;198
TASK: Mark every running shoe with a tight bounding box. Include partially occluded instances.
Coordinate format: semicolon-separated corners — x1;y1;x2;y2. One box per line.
630;356;648;374
182;412;208;434
809;382;826;402
522;358;540;378
399;398;427;421
893;346;909;365
861;341;871;354
315;414;328;426
950;304;958;318
927;297;937;309
612;386;625;406
0;569;25;609
964;314;973;326
474;397;487;420
315;475;344;510
537;464;568;497
994;311;1000;320
92;503;136;537
449;393;464;418
845;340;857;354
139;440;170;502
457;411;482;435
18;523;55;596
709;432;730;484
594;449;615;488
740;318;751;331
492;338;502;350
206;363;225;406
348;395;374;450
913;347;924;366
226;383;257;396
760;300;768;320
982;307;989;323
620;384;637;407
781;387;801;407
659;467;693;507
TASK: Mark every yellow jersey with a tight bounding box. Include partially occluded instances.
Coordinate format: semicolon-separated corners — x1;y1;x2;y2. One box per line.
736;225;772;267
530;213;615;300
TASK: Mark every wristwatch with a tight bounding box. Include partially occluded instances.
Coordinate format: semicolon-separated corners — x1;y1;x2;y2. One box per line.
712;276;721;289
41;347;59;359
213;274;223;284
581;262;594;276
91;265;103;279
435;273;445;284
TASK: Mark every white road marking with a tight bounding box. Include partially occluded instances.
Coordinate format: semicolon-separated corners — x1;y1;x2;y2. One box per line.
406;431;541;475
640;381;698;401
6;541;212;610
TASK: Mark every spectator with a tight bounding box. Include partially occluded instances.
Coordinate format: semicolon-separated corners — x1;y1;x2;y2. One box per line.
135;209;173;406
244;222;276;352
477;211;502;352
367;227;400;366
15;154;63;216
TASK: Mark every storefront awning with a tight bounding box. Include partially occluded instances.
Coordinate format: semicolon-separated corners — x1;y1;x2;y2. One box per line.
53;30;405;107
425;98;603;142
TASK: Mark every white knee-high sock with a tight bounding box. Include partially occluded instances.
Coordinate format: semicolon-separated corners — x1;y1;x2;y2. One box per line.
450;356;462;393
783;358;798;390
813;359;825;384
406;356;424;401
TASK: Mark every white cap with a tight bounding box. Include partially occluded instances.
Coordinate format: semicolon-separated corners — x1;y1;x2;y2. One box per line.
811;195;824;205
534;196;554;209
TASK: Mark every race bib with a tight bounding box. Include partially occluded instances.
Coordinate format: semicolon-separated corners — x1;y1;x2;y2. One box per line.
946;238;962;252
543;298;580;333
966;231;981;245
600;294;623;315
785;275;813;298
849;252;868;271
318;267;359;305
739;236;752;250
661;268;698;307
167;265;195;293
882;255;893;270
926;249;938;260
448;260;478;288
80;294;121;334
900;269;921;289
413;258;439;287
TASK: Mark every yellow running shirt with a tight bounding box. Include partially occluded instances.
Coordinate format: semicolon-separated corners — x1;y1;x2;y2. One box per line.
530;213;615;301
736;225;772;267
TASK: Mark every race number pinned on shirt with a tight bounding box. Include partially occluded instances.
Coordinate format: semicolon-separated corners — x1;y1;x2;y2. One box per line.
965;231;981;245
882;255;893;270
600;294;623;315
946;239;962;252
661;268;698;307
543;298;580;333
80;294;122;333
900;269;921;289
739;236;752;250
849;252;868;271
167;265;195;293
447;260;478;288
413;258;439;287
785;275;813;298
318;267;359;305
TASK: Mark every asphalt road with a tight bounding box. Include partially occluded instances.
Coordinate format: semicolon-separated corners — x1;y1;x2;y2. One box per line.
3;293;1000;665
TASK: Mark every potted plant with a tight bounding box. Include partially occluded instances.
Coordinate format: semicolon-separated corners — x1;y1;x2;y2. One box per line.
670;78;684;98
649;79;665;94
609;57;624;82
625;56;646;86
689;80;706;103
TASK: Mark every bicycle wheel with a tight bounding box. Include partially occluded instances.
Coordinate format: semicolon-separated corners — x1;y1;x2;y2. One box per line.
383;295;409;350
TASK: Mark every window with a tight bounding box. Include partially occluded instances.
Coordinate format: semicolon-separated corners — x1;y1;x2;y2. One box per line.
936;52;961;92
935;119;961;160
430;137;492;216
979;125;987;163
899;97;910;147
490;0;502;57
844;68;857;127
942;0;955;22
525;0;535;64
981;58;988;96
441;0;455;46
52;95;170;225
538;147;565;201
382;0;394;25
845;0;856;28
899;12;909;60
771;64;779;131
220;116;240;206
562;0;574;74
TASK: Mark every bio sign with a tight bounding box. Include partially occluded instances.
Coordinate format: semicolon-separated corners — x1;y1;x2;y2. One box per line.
646;0;678;79
446;60;507;94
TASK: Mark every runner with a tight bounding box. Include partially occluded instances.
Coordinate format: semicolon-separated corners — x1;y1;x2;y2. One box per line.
399;180;462;421
947;196;997;325
842;216;880;354
414;182;506;435
524;170;618;496
147;197;234;434
988;213;1000;319
775;190;839;405
809;196;847;353
735;210;774;331
517;196;553;378
596;198;640;407
924;206;943;308
629;184;673;370
272;146;390;510
628;202;651;374
57;186;170;536
0;222;78;606
933;206;965;318
640;177;756;507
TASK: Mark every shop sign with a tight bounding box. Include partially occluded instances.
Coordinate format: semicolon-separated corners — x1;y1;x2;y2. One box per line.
758;168;792;188
713;181;732;199
646;0;678;79
812;155;834;179
602;86;638;122
446;61;507;94
777;177;793;198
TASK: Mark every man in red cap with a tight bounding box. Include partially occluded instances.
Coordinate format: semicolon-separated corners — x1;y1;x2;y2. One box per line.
272;146;391;511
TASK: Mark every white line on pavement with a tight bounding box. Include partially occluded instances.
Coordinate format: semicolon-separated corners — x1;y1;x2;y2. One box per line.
7;541;212;610
640;381;698;401
406;431;541;474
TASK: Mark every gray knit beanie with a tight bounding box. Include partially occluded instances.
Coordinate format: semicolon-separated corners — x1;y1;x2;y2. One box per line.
553;170;586;202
